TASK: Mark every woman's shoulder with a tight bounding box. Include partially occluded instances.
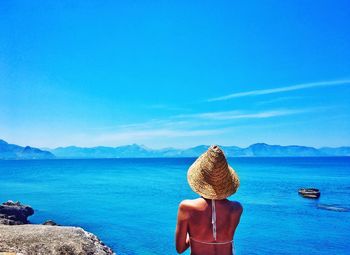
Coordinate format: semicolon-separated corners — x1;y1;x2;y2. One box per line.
227;200;243;214
177;199;203;220
178;198;203;209
178;198;242;213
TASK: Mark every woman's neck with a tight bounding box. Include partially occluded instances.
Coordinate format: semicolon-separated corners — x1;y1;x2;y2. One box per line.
201;196;227;202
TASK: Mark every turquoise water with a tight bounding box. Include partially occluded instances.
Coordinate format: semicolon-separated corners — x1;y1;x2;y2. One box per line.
0;157;349;255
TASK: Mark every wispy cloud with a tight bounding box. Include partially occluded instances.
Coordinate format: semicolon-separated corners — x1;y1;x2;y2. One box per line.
93;108;316;134
88;118;193;131
36;105;333;148
256;96;302;106
208;79;350;102
174;109;308;120
92;128;224;145
76;106;327;147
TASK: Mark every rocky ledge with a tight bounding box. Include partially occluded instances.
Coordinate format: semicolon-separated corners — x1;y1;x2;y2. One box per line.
0;200;34;225
0;201;115;255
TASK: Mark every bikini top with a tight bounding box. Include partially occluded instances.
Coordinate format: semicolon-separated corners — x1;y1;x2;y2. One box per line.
189;199;234;245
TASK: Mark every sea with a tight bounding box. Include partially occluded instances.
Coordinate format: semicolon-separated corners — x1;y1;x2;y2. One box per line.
0;157;349;255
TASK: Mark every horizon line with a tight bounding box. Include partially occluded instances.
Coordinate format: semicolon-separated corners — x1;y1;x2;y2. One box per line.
1;139;348;150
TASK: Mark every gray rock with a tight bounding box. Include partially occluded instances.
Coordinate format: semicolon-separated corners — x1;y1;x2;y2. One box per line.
0;224;114;255
0;200;34;225
43;220;58;226
0;201;115;254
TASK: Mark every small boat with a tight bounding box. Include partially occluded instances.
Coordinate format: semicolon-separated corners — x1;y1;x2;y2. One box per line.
298;188;320;198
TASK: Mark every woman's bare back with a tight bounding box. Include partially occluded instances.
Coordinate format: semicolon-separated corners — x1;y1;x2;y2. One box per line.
176;197;243;255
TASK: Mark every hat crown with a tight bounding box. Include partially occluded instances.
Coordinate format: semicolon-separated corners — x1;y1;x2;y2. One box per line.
201;145;229;183
187;145;240;200
208;145;226;162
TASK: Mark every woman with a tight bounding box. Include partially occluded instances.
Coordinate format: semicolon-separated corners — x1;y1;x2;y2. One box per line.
175;145;242;255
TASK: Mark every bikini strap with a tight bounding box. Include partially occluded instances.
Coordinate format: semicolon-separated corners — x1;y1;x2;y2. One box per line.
212;199;217;241
189;237;233;245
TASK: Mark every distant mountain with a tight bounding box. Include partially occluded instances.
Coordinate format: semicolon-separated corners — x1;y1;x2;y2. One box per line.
238;143;324;157
48;142;350;158
0;140;55;160
319;147;350;156
1;139;349;159
51;144;156;158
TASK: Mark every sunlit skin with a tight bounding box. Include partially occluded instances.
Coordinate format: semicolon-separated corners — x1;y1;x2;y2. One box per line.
175;197;243;255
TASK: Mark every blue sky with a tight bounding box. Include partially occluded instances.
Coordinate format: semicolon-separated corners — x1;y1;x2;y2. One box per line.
1;1;350;148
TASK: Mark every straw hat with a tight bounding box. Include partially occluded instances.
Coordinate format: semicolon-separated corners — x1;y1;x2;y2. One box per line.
187;145;239;200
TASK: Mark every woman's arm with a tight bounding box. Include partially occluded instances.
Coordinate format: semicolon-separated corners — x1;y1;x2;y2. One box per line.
231;201;243;230
175;200;191;254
